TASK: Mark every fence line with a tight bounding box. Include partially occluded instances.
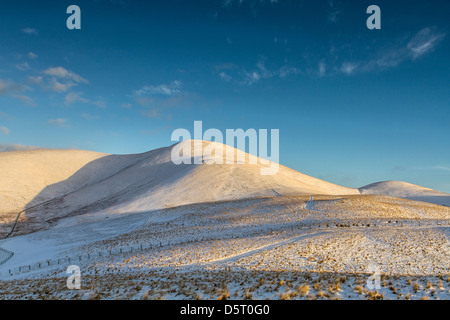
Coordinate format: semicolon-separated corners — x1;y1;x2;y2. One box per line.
0;247;14;266
7;242;160;276
5;218;449;276
4;197;65;239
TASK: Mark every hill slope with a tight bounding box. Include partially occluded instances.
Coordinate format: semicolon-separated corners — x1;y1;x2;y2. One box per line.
360;181;450;206
0;141;359;227
0;149;107;215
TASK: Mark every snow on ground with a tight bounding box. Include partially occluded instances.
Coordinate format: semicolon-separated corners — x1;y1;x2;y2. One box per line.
0;195;449;300
360;181;450;207
2;141;449;239
1;141;449;300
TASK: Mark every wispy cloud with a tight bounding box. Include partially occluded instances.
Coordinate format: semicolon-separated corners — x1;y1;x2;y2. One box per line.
133;81;182;98
81;113;99;121
340;62;358;75
12;94;35;106
27;52;38;60
0;79;26;95
15;62;30;71
141;109;160;119
327;0;341;23
318;61;327;77
0;79;34;106
337;27;446;76
219;72;233;82
92;100;106;109
47;118;68;127
131;81;187;115
218;58;302;85
65;92;90;106
41;67;88;93
28;76;43;85
43;67;88;83
21;28;38;35
433;166;450;172
407;27;446;59
411;165;450;173
64;92;106;109
0;126;10;135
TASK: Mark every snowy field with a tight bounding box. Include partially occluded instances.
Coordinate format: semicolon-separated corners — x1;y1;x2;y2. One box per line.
0;195;449;300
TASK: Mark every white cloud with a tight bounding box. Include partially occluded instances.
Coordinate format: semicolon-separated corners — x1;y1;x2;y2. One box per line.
81;113;99;121
135;97;154;107
133;81;182;97
92;100;106;109
338;28;446;76
21;28;38;35
0;126;10;135
411;165;450;173
240;58;274;85
328;0;341;23
43;67;88;83
41;67;88;93
318;61;327;77
16;62;30;71
121;103;132;109
47;118;68;127
0;80;33;106
28;52;38;59
65;92;90;106
142;109;160;118
12;95;35;106
0;79;26;95
28;76;43;85
340;62;358;75
433;166;450;172
219;72;232;82
407;27;446;60
49;79;75;92
218;58;303;85
279;66;302;79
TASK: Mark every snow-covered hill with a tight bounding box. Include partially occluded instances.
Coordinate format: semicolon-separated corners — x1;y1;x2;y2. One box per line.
2;141;448;235
0;149;107;215
360;181;450;207
0;140;359;228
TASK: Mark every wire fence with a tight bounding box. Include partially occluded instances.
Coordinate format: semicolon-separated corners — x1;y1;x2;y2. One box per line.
5;240;173;276
4;215;449;276
0;247;14;266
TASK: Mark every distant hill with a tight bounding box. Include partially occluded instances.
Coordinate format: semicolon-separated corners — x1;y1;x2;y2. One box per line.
360;180;450;207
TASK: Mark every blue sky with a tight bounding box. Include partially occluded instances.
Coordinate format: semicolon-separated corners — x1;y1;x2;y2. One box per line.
0;0;449;192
